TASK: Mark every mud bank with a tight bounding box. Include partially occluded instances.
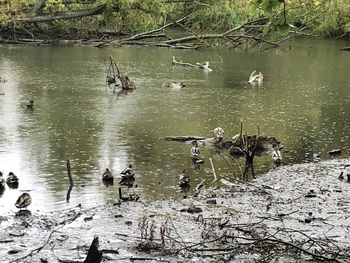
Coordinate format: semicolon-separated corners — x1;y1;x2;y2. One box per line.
1;159;350;262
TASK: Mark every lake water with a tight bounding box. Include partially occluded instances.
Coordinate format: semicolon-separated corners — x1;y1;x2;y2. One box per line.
1;38;350;213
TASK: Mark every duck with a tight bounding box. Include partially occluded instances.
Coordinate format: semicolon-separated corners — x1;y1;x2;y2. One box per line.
165;80;185;89
248;70;263;86
0;76;7;83
15;193;32;210
102;168;114;182
179;169;190;186
191;140;200;158
7;172;19;184
340;165;350;182
196;61;213;72
27;100;34;110
272;148;282;162
0;171;5;187
214;127;224;143
120;164;135;178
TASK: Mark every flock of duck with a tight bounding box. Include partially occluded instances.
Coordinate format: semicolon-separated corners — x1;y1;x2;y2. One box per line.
0;165;136;214
0;59;266;211
102;164;136;187
0;171;32;211
167;57;264;89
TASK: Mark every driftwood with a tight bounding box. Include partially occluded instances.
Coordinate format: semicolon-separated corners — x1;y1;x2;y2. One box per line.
172;56;213;71
97;15;190;48
98;17;296;50
209;158;217;183
83;236;102;263
94;17;298;50
107;56;135;91
162;136;206;142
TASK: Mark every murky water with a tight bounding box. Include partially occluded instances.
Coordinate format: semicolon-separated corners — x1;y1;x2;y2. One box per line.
1;38;350;213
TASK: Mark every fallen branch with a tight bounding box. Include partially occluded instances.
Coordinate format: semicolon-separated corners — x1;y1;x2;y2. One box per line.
66;160;74;202
10;228;61;262
97;15;190;47
193;179;206;197
209;158;217;183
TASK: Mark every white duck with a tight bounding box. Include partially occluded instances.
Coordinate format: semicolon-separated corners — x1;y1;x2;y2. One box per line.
248;70;263;86
272;148;282;162
196;62;213;72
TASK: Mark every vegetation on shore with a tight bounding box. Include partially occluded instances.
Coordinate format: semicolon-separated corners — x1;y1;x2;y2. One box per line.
0;0;349;42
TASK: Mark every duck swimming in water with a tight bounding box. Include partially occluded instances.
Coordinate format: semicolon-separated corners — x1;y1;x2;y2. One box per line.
27;100;34;110
248;70;263;86
196;61;213;72
7;172;18;184
0;171;4;184
102;168;114;184
15;193;32;210
165;80;186;90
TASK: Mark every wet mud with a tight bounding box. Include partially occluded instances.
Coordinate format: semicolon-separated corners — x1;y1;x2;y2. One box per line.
1;159;350;262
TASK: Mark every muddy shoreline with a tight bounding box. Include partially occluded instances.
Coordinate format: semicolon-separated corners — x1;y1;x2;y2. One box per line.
1;159;350;262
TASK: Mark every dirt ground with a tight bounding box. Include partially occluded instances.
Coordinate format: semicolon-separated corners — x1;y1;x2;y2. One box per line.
1;158;350;263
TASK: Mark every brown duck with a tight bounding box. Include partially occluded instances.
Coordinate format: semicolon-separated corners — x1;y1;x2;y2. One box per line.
15;193;32;210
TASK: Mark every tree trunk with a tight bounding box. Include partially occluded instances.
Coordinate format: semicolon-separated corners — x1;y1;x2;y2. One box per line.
83;236;102;263
14;4;106;23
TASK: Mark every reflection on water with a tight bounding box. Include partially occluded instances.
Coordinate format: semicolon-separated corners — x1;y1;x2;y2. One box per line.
1;39;350;213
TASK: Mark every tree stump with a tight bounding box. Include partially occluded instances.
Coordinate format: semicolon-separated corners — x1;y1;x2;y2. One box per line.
83;236;102;263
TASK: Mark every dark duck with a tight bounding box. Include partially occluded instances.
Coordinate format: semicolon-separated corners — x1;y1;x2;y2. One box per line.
120;164;135;178
102;168;114;185
15;193;32;210
27;100;34;110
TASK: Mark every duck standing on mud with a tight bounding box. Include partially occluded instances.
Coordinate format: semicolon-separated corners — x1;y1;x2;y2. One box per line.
15;193;32;210
179;169;190;186
272;144;282;163
179;169;190;198
339;165;350;181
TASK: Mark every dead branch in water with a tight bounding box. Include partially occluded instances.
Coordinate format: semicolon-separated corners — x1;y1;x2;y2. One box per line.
96;15;190;48
106;56;135;91
94;17;300;49
209;158;217;183
66;160;74;202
